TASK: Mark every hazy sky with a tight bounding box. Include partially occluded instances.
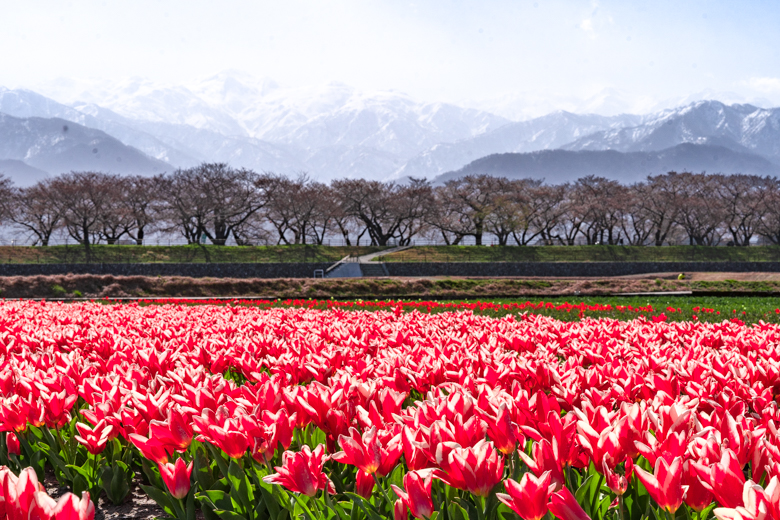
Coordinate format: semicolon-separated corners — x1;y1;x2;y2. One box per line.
3;0;780;106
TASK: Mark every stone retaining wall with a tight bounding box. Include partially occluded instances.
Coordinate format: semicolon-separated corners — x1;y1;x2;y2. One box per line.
383;262;780;277
1;261;779;278
0;263;332;278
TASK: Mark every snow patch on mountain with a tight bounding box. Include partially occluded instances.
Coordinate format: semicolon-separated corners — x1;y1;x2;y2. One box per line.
563;100;780;164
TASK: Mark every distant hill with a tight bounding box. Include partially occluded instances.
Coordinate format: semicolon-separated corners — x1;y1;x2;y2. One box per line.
0;88;198;167
0;160;49;186
392;111;644;180
434;143;780;184
0;113;172;185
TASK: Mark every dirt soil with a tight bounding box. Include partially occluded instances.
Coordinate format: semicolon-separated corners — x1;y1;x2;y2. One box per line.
1;273;778;299
611;272;780;281
44;471;166;520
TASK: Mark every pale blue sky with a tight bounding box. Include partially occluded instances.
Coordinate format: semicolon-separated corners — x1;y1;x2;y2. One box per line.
2;0;779;107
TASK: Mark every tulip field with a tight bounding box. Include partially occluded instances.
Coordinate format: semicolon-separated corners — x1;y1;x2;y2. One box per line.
3;299;780;520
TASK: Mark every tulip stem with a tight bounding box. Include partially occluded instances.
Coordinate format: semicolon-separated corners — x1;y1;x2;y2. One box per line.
310;493;325;520
508;455;514;478
291;492;320;520
91;452;97;483
590;474;603;516
566;464;574;492
618;495;624;520
475;495;486;520
175;497;186;520
372;472;393;507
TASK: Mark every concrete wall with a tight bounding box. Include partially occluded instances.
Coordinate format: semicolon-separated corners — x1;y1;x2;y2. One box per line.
384;262;780;277
0;263;332;278
1;261;780;278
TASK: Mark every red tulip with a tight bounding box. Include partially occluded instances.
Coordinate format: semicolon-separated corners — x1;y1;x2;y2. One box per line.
0;397;30;432
635;431;687;467
483;403;523;456
683;460;713;512
713;481;769;520
375;430;403;476
519;439;565;491
203;424;250;459
42;390;78;429
52;492;95;520
6;432;20;456
402;427;431;471
333;427;382;474
435;440;504;497
496;471;554;520
149;407;193;452
28;491;57;520
4;467;41;520
262;409;297;451
763;476;780;520
355;470;375;499
128;433;170;464
524;411;582;469
159;458;193;500
193;408;250;459
577;420;623;469
264;445;335;496
708;449;747;508
633;456;686;514
394;499;409;520
74;420;113;455
391;471;434;520
331;426;403;476
602;460;629;496
548;488;592;520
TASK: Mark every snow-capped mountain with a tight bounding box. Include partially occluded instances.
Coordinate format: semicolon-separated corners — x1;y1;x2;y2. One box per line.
5;73;780;185
0;113;170;185
563;101;780;164
31;73;510;180
391;111;645;180
463;87;777;122
436;143;780;185
0;88;198;167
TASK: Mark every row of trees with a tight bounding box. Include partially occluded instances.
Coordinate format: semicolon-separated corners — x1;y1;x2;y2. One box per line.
1;165;780;247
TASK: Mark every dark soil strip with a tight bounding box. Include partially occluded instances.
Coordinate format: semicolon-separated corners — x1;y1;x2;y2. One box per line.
1;274;777;300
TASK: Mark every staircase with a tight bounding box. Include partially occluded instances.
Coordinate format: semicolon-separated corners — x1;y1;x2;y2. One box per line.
359;263;389;277
324;245;410;278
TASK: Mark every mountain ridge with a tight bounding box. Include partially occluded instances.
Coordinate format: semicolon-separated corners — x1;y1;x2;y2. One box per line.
5;74;780;184
435;143;780;185
0;112;171;185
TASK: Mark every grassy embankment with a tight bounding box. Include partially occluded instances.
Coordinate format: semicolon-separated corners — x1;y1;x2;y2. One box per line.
0;245;382;263
378;245;780;262
2;244;780;263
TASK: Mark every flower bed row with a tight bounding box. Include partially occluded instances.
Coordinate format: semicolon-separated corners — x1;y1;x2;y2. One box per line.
1;301;780;520
106;297;780;323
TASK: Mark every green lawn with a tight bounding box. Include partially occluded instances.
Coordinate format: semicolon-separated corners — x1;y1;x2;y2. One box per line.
3;244;780;264
184;294;780;324
0;245;383;264
484;295;780;323
337;295;780;324
378;245;780;263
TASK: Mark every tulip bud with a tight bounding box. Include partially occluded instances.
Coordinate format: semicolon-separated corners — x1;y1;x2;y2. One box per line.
6;432;20;456
159;459;193;500
355;470;375;499
394;499;409;520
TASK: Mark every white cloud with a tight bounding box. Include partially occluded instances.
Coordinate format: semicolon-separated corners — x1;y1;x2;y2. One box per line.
578;18;596;39
746;77;780;93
